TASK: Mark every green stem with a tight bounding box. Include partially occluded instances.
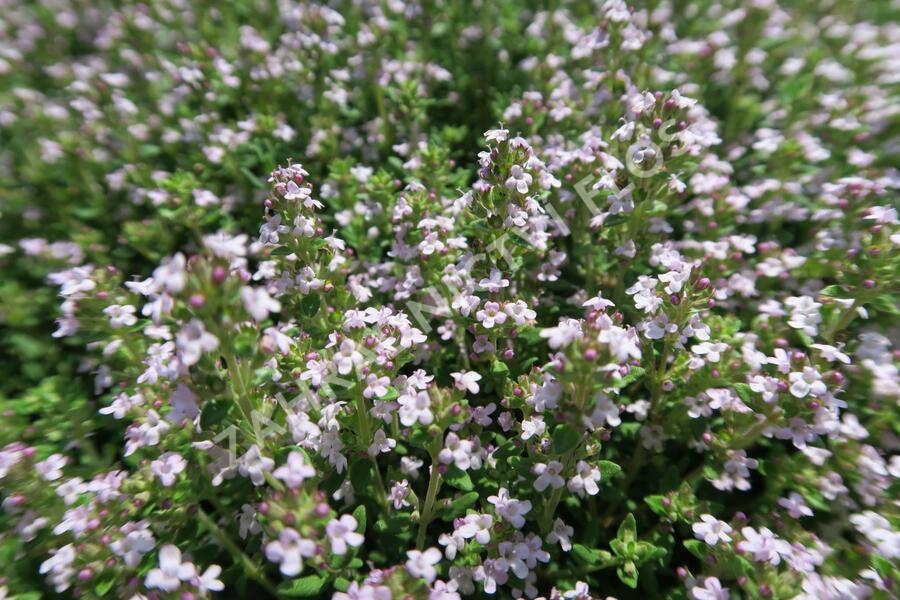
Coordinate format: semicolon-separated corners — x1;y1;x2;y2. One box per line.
196;508;279;597
355;392;372;442
540;381;589;533
540;450;576;534
223;350;254;422
355;391;388;508
416;437;443;549
731;416;774;450
826;299;860;342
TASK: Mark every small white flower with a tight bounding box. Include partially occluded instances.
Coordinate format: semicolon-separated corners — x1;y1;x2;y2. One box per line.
103;304;137;328
505;164;532;194
36;454;67;481
367;429;396;457
458;514;494;544
196;565;225;594
333;339;363;375
150;452;186;487
484;127;509;142
533;460;565;491
540;318;582;349
326;515;365;555
238;504;261;539
567;461;601;497
273;451;316;489
487;488;532;528
476;301;507;329
692;514;733;546
241;286;281;322
451;370;482;394
692;576;729;600
363;374;390;399
175;319;219;366
479;268;510;293
548;518;574;551
788;367;826;398
588;394;621;428
388;479;412;509
398;390;433;426
778;492;814;519
810;343;851;364
237;445;274;486
521;416;546;440
265;528;316;576
405;547;442;583
145;545;196;592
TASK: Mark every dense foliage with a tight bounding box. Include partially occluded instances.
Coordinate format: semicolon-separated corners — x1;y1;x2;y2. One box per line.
0;0;898;598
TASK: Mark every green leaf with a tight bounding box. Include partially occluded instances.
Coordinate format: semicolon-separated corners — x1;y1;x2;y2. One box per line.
818;285;843;298
349;459;373;490
634;541;667;562
613;367;646;389
443;464;474;491
871;294;900;316
493;437;520;459
352;505;366;533
572;544;612;565
552;424;581;455
270;246;294;256
597;460;622;479
277;575;329;597
872;554;899;579
644;495;668;516
300;294;321;318
733;383;753;404
241;167;268;189
94;579;115;597
200;400;230;429
683;539;706;560
617;560;639;588
439;491;479;520
617;513;637;543
491;360;510;376
604;214;627;228
373;513;413;535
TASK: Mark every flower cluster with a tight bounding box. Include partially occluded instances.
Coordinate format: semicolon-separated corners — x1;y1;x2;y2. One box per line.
0;0;898;599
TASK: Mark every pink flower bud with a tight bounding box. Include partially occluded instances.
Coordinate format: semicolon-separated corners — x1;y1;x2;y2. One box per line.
212;265;227;284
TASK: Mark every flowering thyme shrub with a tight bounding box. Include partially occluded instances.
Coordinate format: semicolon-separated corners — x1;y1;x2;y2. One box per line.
1;0;899;599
